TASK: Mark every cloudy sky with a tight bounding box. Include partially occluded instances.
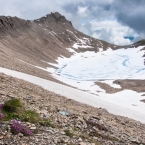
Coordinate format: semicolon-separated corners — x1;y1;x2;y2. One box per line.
0;0;144;45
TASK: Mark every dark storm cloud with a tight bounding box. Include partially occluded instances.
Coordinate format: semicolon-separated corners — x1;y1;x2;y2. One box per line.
112;0;145;34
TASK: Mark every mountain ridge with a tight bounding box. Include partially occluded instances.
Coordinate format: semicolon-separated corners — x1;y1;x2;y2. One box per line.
0;12;144;46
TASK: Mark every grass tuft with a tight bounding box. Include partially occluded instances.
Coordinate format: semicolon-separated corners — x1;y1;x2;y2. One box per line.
2;98;40;123
64;129;74;138
2;98;24;113
39;119;55;128
20;110;40;123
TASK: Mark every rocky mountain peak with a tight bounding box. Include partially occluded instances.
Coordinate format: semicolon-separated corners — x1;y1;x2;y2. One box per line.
34;12;73;28
50;12;66;21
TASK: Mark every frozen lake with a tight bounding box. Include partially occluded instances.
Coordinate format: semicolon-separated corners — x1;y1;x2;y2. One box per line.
53;47;145;81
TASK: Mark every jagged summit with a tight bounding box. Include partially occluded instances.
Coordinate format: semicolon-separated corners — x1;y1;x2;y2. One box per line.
36;12;72;25
48;12;72;25
51;12;68;21
34;12;73;31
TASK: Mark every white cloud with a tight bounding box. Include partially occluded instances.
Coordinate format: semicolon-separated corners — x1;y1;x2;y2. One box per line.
77;6;89;17
109;29;131;45
90;20;138;45
91;20;127;31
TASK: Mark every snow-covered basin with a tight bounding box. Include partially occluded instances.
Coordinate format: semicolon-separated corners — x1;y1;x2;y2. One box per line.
51;46;145;80
0;67;145;123
47;46;145;96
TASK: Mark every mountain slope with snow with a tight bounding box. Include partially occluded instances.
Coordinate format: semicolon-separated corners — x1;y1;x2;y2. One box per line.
0;12;145;123
0;12;119;82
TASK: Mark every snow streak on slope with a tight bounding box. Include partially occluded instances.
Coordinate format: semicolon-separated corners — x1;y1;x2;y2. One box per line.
66;29;94;49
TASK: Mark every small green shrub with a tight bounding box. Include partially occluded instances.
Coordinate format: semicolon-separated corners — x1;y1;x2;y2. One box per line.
0;104;5;120
2;98;24;113
73;121;76;125
64;130;74;138
2;112;20;121
20;110;40;123
73;127;78;131
39;119;55;128
2;99;40;123
2;99;24;120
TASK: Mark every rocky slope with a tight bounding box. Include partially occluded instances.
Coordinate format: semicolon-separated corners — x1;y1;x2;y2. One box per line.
1;73;145;145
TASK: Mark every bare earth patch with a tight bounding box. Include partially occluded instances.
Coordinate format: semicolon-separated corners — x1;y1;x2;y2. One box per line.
95;82;123;94
114;79;145;92
141;99;145;103
95;79;145;94
95;80;145;105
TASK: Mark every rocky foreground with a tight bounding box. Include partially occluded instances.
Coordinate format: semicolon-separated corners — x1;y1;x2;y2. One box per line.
0;73;145;145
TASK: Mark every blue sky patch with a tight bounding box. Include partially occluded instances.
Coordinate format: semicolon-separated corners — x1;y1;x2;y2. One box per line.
124;36;134;41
